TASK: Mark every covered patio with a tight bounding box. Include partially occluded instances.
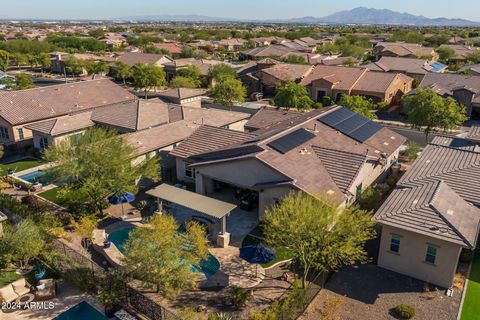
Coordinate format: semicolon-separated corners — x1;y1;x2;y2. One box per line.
146;183;237;247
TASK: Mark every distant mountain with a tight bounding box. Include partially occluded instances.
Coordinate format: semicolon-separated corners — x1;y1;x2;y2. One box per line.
117;14;237;22
118;7;479;26
289;7;479;26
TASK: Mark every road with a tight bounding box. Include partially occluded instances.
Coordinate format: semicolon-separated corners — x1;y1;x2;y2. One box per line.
384;126;451;147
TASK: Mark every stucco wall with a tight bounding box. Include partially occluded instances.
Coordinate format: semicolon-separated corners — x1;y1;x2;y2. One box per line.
377;224;462;288
258;186;292;219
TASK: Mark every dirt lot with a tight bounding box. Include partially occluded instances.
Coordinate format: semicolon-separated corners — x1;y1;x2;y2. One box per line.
300;263;463;320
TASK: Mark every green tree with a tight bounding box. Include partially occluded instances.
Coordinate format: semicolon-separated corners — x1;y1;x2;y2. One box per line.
210;77;246;106
176;65;202;87
84;60;109;77
406;88;467;140
38;53;52;72
436;47;455;62
339;95;377;120
263;192;376;288
1;219;45;271
122;215;209;297
169;76;199;89
207;63;237;83
281;55;307;64
0;50;9;71
74;215;97;248
64;56;84;75
88;28;106;39
43;128;160;216
131;63;167;99
112;61;132;85
13;73;35;90
273;80;313;110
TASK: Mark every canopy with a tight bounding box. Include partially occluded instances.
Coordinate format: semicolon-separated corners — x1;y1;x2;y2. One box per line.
108;192;135;205
146;183;236;219
240;243;276;265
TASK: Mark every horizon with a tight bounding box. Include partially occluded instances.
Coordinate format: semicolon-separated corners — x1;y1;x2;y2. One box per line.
2;1;480;21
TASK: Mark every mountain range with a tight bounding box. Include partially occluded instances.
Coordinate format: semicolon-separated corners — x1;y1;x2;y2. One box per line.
119;7;479;26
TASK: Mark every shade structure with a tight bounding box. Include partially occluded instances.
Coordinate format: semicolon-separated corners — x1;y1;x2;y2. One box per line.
240;243;276;265
108;192;135;205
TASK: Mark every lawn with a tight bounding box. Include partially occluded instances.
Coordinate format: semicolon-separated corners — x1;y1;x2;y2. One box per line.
0;269;22;287
461;250;480;319
0;158;43;175
242;234;294;268
37;187;67;206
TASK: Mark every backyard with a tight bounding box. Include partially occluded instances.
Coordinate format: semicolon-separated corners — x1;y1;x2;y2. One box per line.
0;269;22;287
242;234;294;268
0;158;43;175
460;250;480;320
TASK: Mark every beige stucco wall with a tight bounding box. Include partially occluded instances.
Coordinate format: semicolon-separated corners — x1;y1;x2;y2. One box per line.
179;97;202;108
258;186;292;219
225;119;248;132
377;224;462;288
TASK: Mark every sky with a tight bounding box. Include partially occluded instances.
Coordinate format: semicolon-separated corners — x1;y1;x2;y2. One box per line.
1;0;480;21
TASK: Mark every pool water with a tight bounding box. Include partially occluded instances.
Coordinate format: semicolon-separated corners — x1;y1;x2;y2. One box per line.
109;226;220;278
17;170;52;185
53;301;108;320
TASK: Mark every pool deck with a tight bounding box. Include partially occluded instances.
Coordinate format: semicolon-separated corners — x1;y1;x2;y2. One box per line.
1;280;104;320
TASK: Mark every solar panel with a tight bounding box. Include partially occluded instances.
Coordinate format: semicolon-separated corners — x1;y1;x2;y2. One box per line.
349;121;383;142
318;107;356;127
318;107;383;142
267;128;316;154
334;114;370;135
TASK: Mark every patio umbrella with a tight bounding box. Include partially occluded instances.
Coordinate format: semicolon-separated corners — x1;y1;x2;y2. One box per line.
108;192;135;219
240;243;276;277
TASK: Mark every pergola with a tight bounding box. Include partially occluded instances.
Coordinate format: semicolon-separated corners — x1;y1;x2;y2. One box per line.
146;184;237;236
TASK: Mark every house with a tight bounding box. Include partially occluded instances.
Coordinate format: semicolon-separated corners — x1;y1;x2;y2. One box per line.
100;33;127;50
156;88;207;108
50;52;115;74
364;57;447;82
162;58;226;81
217;38;247;51
415;73;480;119
300;65;414;104
252;37;288;47
154;42;183;58
255;63;314;97
459;63;480;75
114;52;173;67
170;106;406;218
241;45;294;60
374;134;480;288
373;42;438;61
0;79;136;149
437;44;480;62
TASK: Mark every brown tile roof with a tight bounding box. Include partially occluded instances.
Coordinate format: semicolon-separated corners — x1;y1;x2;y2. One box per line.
438;44;480;60
419;73;480;104
353;72;410;94
154;42;183;54
374;42;436;58
169;125;256;159
0;79;136;126
374;179;480;247
300;65;367;90
364;57;435;75
467;124;480;142
245;108;302;131
116;52;172;66
260;63;314;82
242;45;293;58
25;111;94;136
157;88;207;101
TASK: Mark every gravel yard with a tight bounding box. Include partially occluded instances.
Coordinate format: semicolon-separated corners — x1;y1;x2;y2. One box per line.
300;263;463;320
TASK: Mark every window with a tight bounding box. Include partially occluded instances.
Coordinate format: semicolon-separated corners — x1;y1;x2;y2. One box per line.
222;124;230;129
0;127;9;140
17;128;24;140
390;234;400;253
185;166;195;179
39;137;49;149
425;245;437;264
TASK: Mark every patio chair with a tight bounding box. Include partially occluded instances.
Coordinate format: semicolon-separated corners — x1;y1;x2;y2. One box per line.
35;279;56;301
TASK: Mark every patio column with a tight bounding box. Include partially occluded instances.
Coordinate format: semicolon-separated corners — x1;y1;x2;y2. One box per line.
156;198;163;214
221;215;227;235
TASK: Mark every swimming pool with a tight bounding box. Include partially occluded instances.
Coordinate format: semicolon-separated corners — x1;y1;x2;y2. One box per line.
53;301;108;320
17;170;52;185
108;226;220;278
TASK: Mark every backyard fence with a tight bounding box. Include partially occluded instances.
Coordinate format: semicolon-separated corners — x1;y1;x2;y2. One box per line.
126;286;183;320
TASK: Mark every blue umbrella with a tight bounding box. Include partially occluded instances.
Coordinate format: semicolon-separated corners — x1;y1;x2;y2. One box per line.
108;192;135;219
240;243;276;277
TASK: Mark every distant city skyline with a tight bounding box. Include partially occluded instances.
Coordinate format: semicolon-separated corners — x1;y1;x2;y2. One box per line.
2;0;480;21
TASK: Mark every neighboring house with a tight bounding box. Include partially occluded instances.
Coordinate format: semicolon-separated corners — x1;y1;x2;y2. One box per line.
280;52;357;66
448;36;468;45
364;57;447;82
373;42;438;61
156;88;207;108
244;108;301;132
415;73;480;119
241;45;294;60
374;134;480;288
114;52;173;67
218;38;247;51
100;33;127;50
154;42;183;58
438;44;480;62
170;106;406;218
252;37;288;47
0;79;136;149
162;58;226;81
300;65;414;104
256;63;314;97
459;63;480;75
50;52;115;74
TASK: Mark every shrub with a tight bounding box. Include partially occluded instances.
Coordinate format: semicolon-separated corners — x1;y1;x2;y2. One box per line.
21;195;48;213
403;141;420;161
358;184;382;211
63;265;96;292
395;304;416;319
385;174;399;188
231;286;251;309
137;200;148;211
322;96;334;107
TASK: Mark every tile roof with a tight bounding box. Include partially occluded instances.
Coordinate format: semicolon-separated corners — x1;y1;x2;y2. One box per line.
245;108;302;131
375;135;480;247
157;88;207;101
374;42;435;58
116;52;172;66
467;124;480;142
364;57;439;75
0;79;136;126
25;111;94;136
419;73;480;103
242;45;293;58
260;63;314;82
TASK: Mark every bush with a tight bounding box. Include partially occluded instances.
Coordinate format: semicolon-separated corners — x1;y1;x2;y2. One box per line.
322;96;334;107
63;266;96;292
21;195;48;213
231;286;251;308
358;184;382;211
403;141;420;161
460;249;474;263
395;304;416;319
385;174;399;188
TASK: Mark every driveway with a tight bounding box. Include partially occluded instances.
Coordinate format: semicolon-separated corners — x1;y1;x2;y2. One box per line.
300;263;462;320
